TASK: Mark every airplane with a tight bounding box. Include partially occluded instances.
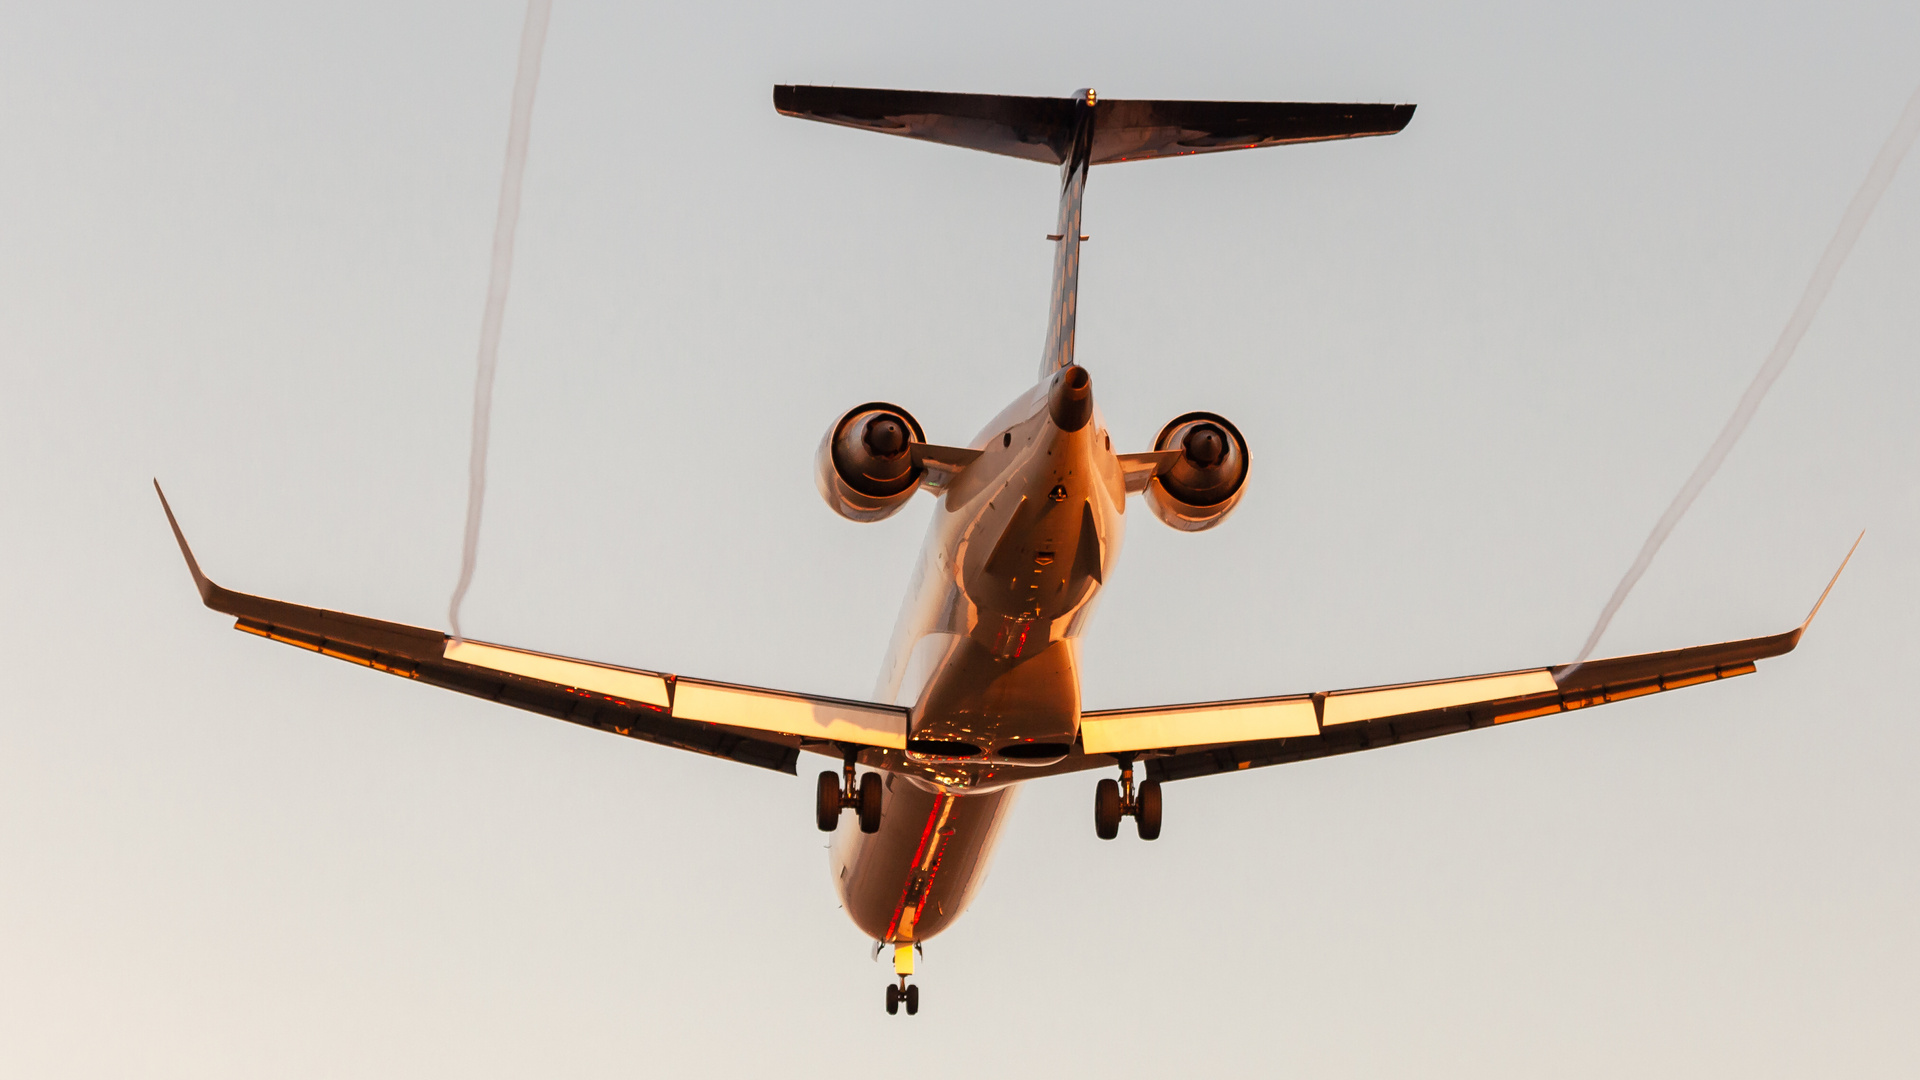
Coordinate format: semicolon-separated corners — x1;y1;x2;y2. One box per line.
156;86;1856;1017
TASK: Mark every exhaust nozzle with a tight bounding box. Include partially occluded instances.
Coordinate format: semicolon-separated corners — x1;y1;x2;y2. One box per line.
1048;365;1093;432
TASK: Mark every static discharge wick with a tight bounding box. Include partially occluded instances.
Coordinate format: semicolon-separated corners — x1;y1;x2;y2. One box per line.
449;0;554;644
1560;82;1920;680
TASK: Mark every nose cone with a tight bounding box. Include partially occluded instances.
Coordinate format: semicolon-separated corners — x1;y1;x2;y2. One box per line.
1048;365;1093;432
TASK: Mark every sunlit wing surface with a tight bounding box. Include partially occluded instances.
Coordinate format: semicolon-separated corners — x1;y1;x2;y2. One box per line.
773;86;1415;166
1082;634;1789;781
1077;541;1857;782
156;485;906;774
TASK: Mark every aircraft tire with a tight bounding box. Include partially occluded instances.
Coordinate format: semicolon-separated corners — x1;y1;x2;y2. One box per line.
1135;779;1162;841
816;771;841;832
857;771;883;834
905;984;919;1015
885;984;900;1015
1094;778;1121;840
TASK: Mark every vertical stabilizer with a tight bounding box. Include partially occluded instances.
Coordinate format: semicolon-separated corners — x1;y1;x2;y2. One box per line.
1039;90;1097;380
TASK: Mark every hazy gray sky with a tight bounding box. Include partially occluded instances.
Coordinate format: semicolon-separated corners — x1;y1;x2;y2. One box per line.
3;1;1916;1075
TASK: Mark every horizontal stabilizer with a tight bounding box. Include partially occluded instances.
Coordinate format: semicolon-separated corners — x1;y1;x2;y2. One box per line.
774;85;1414;166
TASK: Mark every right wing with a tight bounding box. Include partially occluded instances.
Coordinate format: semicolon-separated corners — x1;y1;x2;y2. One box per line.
1076;538;1859;782
157;484;906;775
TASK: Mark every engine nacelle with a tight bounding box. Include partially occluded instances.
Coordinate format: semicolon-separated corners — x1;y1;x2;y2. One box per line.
816;402;928;522
1144;411;1250;532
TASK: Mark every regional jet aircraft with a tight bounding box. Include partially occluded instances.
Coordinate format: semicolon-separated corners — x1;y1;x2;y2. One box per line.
158;87;1853;1016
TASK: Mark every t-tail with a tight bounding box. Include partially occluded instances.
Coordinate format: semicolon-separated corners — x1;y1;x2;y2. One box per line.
774;85;1416;379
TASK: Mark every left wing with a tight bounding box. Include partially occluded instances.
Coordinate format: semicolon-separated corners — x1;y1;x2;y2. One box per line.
157;484;906;775
1074;539;1858;782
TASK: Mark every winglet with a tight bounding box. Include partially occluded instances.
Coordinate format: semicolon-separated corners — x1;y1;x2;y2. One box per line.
154;480;221;607
1794;530;1863;642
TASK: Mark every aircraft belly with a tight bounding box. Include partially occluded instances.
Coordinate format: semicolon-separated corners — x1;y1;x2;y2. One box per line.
910;635;1079;753
833;775;1019;944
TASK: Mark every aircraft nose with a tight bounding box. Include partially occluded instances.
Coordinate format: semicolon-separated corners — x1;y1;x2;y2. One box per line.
1048;365;1093;431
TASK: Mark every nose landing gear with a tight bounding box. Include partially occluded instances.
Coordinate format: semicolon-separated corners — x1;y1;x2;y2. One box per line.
884;943;920;1015
885;978;920;1015
1094;758;1161;840
815;747;882;833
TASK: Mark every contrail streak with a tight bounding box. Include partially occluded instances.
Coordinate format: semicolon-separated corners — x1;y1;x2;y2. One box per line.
1563;82;1920;677
449;0;553;643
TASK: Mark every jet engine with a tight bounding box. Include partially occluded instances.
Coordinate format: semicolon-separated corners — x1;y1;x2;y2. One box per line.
1143;412;1250;532
816;402;928;522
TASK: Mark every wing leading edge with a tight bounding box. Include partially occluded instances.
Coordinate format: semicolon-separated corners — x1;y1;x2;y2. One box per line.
1079;537;1860;782
156;484;908;775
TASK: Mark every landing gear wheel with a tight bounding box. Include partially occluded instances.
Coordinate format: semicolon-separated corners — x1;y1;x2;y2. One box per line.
1135;778;1163;840
1094;778;1121;840
857;771;883;834
885;983;900;1015
816;771;841;832
905;984;919;1015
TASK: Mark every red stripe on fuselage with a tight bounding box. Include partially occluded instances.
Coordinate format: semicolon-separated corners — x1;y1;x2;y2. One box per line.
882;790;952;943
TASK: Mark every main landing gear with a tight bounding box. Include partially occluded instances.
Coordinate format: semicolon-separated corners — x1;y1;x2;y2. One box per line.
816;748;882;834
884;944;920;1015
1094;758;1161;840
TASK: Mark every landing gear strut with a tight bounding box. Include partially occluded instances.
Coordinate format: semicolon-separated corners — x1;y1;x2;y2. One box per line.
816;747;882;834
884;943;920;1015
1094;757;1161;840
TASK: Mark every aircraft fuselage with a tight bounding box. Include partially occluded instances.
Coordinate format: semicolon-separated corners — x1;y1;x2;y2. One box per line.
831;368;1126;945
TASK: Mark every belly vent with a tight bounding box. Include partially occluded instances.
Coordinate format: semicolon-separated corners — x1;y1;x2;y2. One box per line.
997;742;1072;762
907;739;984;759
